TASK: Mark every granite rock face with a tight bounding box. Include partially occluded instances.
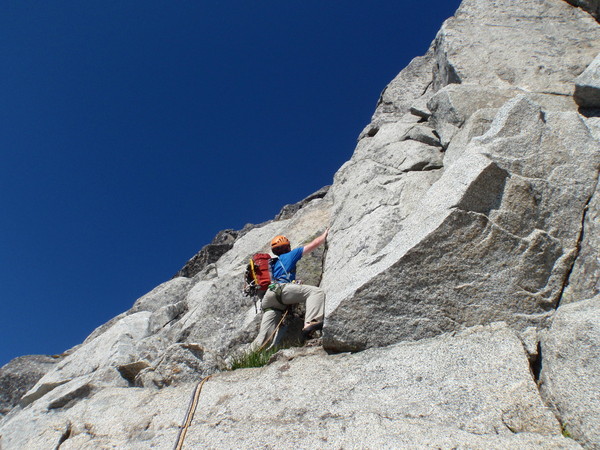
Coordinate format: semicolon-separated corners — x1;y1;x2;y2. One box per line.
0;355;63;418
368;47;437;128
1;1;600;449
324;94;599;352
7;193;332;411
540;296;600;449
432;0;598;95
321;0;600;352
0;324;578;449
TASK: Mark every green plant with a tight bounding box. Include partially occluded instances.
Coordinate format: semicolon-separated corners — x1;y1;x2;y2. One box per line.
562;424;572;439
228;346;282;370
228;338;306;371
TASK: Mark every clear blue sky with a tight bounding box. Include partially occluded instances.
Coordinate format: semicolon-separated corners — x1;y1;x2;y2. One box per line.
0;1;461;367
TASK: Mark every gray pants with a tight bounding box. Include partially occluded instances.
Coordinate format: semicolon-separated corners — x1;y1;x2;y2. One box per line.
251;283;325;350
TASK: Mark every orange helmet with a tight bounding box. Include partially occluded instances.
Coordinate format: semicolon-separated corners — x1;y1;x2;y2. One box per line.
271;235;291;254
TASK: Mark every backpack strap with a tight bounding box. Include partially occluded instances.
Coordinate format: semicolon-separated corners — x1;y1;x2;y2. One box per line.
272;258;293;284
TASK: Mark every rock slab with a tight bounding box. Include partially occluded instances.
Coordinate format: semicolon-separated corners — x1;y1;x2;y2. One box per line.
0;324;579;449
540;295;600;450
324;94;600;352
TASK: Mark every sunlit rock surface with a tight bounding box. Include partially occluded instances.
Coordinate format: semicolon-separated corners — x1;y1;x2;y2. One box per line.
1;1;599;448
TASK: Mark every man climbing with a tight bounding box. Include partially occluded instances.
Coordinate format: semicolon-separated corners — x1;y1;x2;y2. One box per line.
251;228;329;350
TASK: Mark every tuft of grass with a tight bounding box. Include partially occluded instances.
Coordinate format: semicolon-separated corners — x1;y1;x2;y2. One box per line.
228;346;282;371
228;338;305;371
562;424;572;439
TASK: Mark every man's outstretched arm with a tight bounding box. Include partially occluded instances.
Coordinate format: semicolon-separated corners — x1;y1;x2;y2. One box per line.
302;228;329;255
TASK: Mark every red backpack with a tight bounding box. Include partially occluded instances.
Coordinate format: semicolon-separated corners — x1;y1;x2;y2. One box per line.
243;253;274;299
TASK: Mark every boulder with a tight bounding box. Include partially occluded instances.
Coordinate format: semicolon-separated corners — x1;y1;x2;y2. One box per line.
147;301;187;334
575;53;600;108
135;343;218;388
444;107;497;168
400;124;442;148
409;96;432;120
540;295;600;449
323;95;600;352
129;277;193;314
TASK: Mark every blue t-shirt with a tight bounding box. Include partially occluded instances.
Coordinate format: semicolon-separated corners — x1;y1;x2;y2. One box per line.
271;247;304;283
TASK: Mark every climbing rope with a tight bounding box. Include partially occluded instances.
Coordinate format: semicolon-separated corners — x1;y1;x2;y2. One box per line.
173;374;212;450
172;309;288;449
258;308;289;352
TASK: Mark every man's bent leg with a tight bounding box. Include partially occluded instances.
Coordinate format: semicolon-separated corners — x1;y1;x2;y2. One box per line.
251;308;282;351
304;285;325;324
281;284;325;324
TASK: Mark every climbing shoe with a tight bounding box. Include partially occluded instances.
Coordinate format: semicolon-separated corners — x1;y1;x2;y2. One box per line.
301;321;323;338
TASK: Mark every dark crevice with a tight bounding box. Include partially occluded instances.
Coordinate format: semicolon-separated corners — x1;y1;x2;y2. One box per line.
48;384;92;410
402;161;444;173
376;85;388;108
117;362;151;386
579;107;600;118
537;90;571;97
528;340;565;433
165;303;189;328
530;341;543;383
176;327;192;343
54;421;72;450
420;80;433;97
365;125;380;138
555;172;599;309
562;0;600;24
317;239;329;288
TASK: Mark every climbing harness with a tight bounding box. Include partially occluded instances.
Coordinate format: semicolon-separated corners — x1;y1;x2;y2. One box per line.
268;282;286;308
265;257;296;309
173;375;212;450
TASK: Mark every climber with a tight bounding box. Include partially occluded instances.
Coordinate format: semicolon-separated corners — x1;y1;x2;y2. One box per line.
251;228;329;350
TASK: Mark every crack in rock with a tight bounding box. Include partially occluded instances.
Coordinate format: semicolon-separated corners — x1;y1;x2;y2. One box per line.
54;421;72;450
555;170;599;309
